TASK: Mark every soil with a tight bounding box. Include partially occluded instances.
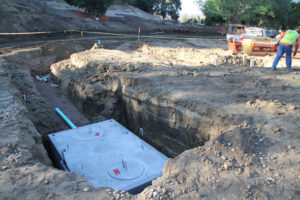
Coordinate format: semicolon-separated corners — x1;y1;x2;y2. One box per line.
50;41;300;200
1;0;300;200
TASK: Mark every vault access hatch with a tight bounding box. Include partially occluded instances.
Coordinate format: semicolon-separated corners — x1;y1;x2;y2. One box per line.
48;119;168;194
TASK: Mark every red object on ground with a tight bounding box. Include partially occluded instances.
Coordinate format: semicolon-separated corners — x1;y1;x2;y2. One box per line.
74;10;110;22
228;39;242;54
98;16;109;21
113;169;120;175
228;39;277;56
95;132;100;136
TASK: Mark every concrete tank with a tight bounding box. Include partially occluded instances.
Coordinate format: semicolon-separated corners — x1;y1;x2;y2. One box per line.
48;119;168;194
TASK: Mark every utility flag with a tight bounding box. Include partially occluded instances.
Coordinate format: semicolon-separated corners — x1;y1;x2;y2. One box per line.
138;26;140;42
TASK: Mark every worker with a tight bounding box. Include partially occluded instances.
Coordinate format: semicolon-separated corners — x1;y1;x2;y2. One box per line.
275;28;286;42
272;26;300;70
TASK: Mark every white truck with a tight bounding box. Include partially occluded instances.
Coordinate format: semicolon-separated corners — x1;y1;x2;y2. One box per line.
226;24;274;42
241;27;274;42
226;24;246;41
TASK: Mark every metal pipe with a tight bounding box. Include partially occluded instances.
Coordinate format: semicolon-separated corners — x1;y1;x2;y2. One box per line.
55;108;77;129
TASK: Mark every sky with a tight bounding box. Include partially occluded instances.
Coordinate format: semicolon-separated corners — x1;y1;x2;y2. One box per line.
180;0;203;17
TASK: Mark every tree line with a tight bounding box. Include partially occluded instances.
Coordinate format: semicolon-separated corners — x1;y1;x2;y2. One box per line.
196;0;300;29
64;0;182;21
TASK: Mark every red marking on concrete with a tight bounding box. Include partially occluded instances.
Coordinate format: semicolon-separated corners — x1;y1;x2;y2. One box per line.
113;169;120;175
95;132;100;136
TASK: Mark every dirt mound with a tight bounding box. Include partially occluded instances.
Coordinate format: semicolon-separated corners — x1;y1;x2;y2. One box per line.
141;126;298;199
0;0;219;37
216;128;273;155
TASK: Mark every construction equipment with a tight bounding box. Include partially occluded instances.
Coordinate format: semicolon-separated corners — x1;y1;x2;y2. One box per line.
227;25;278;56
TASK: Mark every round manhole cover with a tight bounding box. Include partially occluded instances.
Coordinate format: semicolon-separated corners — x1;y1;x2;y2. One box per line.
107;158;145;181
76;126;104;141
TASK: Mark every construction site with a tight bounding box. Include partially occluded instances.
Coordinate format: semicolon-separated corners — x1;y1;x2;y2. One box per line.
0;0;300;200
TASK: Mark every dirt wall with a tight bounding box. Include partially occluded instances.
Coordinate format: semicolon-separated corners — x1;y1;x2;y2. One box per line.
0;58;111;199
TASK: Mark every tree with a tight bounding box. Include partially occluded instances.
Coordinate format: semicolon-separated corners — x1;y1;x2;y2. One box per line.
263;0;291;28
65;0;115;16
166;0;181;20
118;0;181;21
287;1;300;29
133;0;157;13
153;0;167;19
153;0;181;20
196;0;300;28
196;0;275;26
201;0;224;25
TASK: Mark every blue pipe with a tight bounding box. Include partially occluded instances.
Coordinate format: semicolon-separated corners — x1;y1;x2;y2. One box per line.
55;108;77;129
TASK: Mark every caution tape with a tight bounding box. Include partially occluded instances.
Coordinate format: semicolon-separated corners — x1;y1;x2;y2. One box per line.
0;29;226;41
66;30;226;41
0;31;61;35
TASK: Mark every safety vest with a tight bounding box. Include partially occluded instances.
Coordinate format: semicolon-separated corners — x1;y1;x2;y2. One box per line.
280;30;299;45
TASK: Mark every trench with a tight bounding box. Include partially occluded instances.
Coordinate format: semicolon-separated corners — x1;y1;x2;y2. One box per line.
10;43;239;159
11;58;215;159
65;88;210;158
6;41;243;194
35;69;213;194
35;68;214;170
60;64;232;158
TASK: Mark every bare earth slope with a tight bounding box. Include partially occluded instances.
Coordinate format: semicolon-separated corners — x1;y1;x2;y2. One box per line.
0;0;218;35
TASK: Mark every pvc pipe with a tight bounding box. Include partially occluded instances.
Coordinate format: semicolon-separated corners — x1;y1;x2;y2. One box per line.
55;108;77;129
250;60;254;67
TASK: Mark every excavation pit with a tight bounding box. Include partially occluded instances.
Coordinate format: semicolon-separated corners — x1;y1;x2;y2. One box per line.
2;39;300;199
49;43;300;160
